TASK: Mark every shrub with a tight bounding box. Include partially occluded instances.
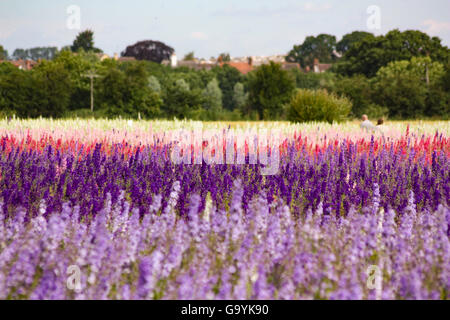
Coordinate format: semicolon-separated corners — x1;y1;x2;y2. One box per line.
288;89;352;123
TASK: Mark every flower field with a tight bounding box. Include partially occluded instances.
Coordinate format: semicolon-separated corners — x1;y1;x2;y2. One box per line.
0;119;449;300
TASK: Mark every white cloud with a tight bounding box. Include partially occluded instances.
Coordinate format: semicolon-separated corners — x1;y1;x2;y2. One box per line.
422;19;450;35
190;31;208;40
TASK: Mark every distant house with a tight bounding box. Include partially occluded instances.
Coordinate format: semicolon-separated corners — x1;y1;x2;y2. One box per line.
281;62;301;71
177;60;216;71
313;58;332;73
220;57;254;75
164;53;300;74
0;59;37;71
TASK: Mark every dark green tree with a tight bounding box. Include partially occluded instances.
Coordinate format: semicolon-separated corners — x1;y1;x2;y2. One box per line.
12;48;27;60
336;31;374;54
287;34;337;69
0;45;8;60
335;29;450;78
246;62;295;120
183;52;195;61
31;60;72;117
218;53;231;62
162;79;203;119
71;30;102;53
211;64;243;110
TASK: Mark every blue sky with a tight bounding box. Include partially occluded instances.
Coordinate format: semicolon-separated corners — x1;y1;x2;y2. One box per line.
1;0;449;59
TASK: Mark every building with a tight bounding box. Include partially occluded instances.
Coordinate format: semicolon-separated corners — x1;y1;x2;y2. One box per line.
0;59;38;71
313;58;332;73
165;52;300;74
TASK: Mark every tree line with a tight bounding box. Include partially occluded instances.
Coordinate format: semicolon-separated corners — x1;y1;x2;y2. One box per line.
0;29;449;121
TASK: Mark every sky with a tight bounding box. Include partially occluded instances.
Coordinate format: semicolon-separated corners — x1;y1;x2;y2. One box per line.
0;0;449;59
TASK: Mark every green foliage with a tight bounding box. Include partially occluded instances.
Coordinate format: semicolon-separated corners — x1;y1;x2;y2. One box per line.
148;75;162;93
98;60;162;119
211;64;243;110
233;82;248;112
290;69;336;90
288;89;352;123
336;31;374;54
12;47;58;61
332;74;374;117
335;29;450;78
183;52;195;61
287;34;337;69
162;79;203;119
373;57;448;119
0;45;8;60
0;60;71;118
202;78;223;114
71;30;102;53
31;60;72;117
218;53;231;62
247;62;295;120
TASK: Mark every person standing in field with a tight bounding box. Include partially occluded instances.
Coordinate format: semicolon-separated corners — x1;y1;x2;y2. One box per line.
360;114;377;132
376;118;386;140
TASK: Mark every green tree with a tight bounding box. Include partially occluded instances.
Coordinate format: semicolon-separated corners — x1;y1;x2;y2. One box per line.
335;29;450;78
183;52;195;61
372;58;435;118
148;75;162;93
53;50;101;110
332;74;374;117
31;60;72;117
233;82;247;112
202;78;222;114
289;69;336;90
211;64;243;110
0;45;8;60
11;47;59;61
336;31;374;54
98;60;161;118
162;79;203;119
0;63;34;117
246;62;295;120
287;34;337;69
71;30;102;53
12;48;27;60
288;89;352;123
218;53;231;62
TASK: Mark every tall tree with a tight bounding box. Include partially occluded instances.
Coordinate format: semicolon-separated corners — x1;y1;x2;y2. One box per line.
0;45;8;60
246;62;295;120
287;34;337;69
233;82;247;112
12;48;27;60
183;52;195;61
12;47;58;60
335;29;450;78
202;78;222;113
162;79;203;119
31;60;72;118
121;40;174;63
148;75;162;93
336;31;374;54
372;57;446;118
212;64;243;110
218;53;231;62
71;30;102;53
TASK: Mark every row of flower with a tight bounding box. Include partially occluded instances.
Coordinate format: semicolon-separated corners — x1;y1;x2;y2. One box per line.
0;120;449;299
